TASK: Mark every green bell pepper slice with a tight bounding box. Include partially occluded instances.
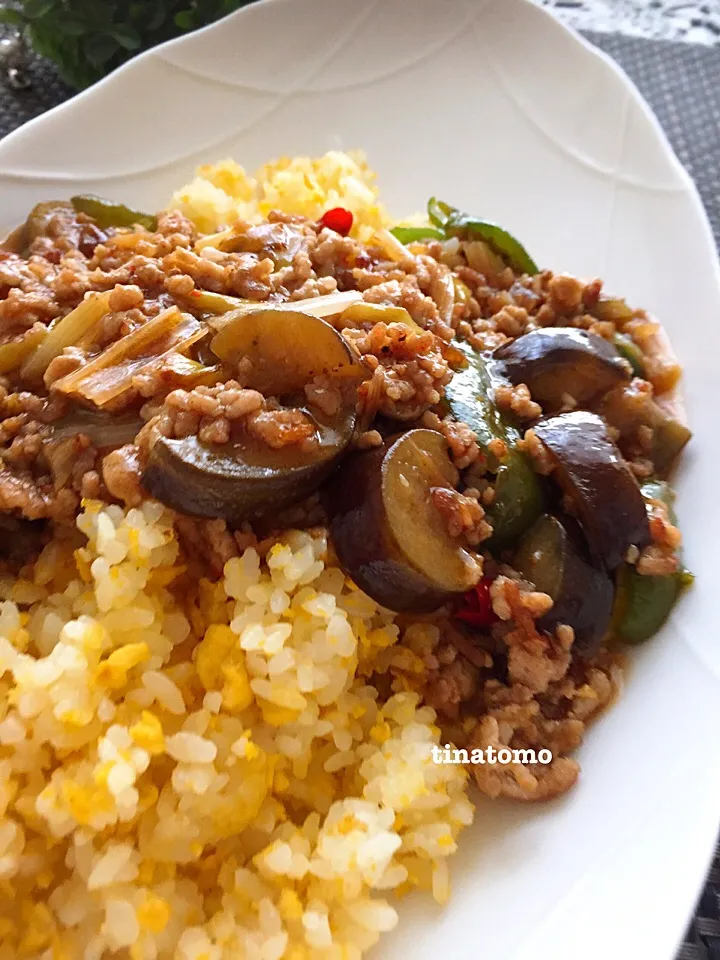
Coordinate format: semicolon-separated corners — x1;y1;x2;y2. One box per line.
444;341;544;550
71;194;157;232
427;197;538;275
612;479;692;644
390;225;445;244
612;332;646;378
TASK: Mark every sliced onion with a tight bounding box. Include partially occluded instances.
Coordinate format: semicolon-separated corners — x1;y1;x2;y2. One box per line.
21;290;113;382
184;290;246;316
49;409;144;448
373;228;414;263
0;326;47;375
464;240;505;278
193;227;236;252
206;290;363;331
54;307;207;406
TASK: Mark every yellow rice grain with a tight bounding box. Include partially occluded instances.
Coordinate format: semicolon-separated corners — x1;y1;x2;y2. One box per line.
0;501;473;958
172;150;391;242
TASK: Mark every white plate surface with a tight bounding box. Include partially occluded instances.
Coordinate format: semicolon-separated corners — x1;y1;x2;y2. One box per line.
1;1;719;958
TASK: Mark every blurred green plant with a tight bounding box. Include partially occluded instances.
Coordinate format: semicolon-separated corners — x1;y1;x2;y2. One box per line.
0;0;254;89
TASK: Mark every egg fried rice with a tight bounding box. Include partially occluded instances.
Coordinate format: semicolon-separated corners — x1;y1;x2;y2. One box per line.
0;496;472;959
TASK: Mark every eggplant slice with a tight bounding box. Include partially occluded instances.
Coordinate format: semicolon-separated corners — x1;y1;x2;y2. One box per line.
329;429;481;613
144;430;347;525
532;411;650;570
513;513;614;658
0;515;46;565
493;328;631;412
144;310;362;523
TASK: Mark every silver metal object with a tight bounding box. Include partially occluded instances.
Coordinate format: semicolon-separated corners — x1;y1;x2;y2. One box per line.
539;0;720;43
0;17;30;90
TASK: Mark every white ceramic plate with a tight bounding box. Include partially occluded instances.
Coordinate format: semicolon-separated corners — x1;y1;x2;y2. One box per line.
2;1;720;958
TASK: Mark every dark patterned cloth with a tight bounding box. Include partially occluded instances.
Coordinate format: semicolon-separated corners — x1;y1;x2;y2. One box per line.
0;29;718;960
0;54;73;134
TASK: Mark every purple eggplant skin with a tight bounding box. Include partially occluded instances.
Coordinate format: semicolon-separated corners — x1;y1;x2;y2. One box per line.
144;308;362;524
493;328;631;413
328;429;480;613
0;514;46;565
513;513;614;658
328;444;447;612
532;411;650;570
143;431;344;525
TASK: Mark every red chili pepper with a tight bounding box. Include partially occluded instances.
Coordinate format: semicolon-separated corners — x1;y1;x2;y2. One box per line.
319;207;353;236
454;577;498;629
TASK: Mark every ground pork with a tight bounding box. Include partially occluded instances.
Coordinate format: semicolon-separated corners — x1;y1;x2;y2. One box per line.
420;572;621;802
420;411;482;470
107;282;144;312
174;515;256;578
423;645;478;719
27;206;108;263
518;428;555;475
346;321;450;421
429;486;492;546
0;466;49;519
634;494;682;575
361;278;447;339
102;445;144;507
0;285;62;329
312;227;363;280
146;382;318;452
493;382;542;420
469;714;581;801
164;246;276;301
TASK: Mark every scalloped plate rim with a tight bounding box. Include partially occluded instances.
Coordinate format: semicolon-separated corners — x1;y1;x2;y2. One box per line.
0;3;719;960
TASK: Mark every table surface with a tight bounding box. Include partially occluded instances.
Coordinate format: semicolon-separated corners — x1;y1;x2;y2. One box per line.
0;6;718;960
